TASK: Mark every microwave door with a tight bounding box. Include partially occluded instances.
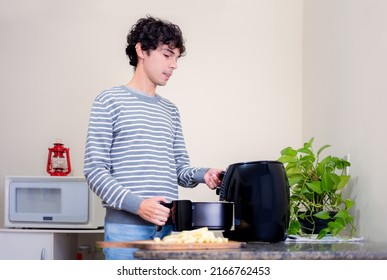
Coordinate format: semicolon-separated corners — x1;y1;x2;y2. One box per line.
9;181;89;224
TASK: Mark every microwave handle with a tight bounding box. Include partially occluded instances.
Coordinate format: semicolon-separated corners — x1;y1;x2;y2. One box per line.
40;248;45;260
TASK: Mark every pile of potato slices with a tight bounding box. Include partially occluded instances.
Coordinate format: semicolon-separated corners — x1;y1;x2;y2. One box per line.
153;227;228;244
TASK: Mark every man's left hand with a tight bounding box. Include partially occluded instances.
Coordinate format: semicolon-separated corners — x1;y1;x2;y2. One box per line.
204;168;223;190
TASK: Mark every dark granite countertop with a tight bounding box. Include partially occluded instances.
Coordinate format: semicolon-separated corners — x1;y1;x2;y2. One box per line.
134;240;387;260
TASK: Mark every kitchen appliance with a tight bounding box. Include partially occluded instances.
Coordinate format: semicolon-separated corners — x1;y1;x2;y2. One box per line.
218;161;289;242
165;161;289;243
4;176;105;229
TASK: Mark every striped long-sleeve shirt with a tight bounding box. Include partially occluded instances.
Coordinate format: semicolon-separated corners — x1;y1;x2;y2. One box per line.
84;85;207;224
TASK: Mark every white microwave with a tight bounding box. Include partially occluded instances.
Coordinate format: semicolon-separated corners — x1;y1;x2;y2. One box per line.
4;176;105;229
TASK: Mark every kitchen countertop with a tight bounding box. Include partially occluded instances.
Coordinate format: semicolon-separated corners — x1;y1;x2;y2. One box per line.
134;237;387;260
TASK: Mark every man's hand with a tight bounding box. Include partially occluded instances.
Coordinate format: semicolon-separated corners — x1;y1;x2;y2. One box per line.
137;197;170;226
204;168;223;190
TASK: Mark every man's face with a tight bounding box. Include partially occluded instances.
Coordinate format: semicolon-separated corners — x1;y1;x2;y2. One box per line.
143;43;181;86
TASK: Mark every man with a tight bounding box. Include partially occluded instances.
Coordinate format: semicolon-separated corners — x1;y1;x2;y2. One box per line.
84;15;222;260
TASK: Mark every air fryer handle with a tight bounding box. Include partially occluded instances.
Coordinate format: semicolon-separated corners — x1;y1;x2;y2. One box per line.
157;202;174;231
215;171;225;195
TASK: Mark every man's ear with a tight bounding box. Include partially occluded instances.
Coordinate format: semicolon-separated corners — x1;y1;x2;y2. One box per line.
135;43;145;59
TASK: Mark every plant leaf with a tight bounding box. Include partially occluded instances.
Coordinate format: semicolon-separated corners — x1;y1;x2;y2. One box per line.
278;155;298;164
328;221;345;236
317;144;331;156
325;172;340;191
280;147;297;156
345;199;355;210
321;172;332;192
288;174;303;187
297;147;313;155
305;137;314;148
314;210;331;220
286;166;302;176
337;175;350;190
317;228;329;239
316;156;332;177
335;210;353;222
288;220;301;235
299;155;315;169
306;181;322;194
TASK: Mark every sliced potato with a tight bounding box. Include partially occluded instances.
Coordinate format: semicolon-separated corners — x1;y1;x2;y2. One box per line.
153;227;228;243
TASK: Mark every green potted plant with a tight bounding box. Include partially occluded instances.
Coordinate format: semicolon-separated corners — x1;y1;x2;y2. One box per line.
278;137;356;239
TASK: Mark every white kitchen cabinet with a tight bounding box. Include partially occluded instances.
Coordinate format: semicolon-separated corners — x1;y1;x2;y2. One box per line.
0;229;103;260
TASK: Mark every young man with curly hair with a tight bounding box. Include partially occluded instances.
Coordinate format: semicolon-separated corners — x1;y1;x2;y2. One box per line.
84;16;223;260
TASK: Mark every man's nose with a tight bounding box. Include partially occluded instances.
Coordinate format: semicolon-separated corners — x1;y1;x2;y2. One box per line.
170;59;178;69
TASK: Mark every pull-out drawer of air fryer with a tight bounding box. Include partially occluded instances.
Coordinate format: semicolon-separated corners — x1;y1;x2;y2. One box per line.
165;200;233;231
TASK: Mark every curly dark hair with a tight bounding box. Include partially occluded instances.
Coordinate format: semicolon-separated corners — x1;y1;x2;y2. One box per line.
125;15;186;68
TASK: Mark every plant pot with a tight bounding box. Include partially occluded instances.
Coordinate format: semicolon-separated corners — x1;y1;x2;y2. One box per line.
298;211;336;234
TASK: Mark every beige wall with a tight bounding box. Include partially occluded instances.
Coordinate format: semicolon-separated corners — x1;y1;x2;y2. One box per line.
0;0;303;226
303;0;387;242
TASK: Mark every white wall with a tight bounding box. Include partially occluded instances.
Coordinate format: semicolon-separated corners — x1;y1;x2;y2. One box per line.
303;0;387;242
0;0;303;227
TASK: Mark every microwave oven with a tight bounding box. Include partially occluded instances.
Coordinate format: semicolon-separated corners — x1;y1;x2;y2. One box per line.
4;176;105;229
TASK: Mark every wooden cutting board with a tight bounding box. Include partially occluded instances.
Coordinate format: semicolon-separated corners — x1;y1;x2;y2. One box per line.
97;240;245;250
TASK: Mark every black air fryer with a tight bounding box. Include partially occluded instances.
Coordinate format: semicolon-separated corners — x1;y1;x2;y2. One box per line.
217;161;289;243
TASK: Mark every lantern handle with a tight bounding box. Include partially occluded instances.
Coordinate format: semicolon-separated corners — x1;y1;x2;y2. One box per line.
64;147;72;175
46;147;53;174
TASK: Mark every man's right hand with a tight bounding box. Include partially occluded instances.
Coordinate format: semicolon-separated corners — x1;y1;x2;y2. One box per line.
137;197;170;226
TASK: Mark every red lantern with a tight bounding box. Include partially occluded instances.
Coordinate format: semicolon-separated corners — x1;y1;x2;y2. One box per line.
46;140;71;176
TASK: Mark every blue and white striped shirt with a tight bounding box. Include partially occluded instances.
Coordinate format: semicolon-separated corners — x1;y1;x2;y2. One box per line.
84;85;207;224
